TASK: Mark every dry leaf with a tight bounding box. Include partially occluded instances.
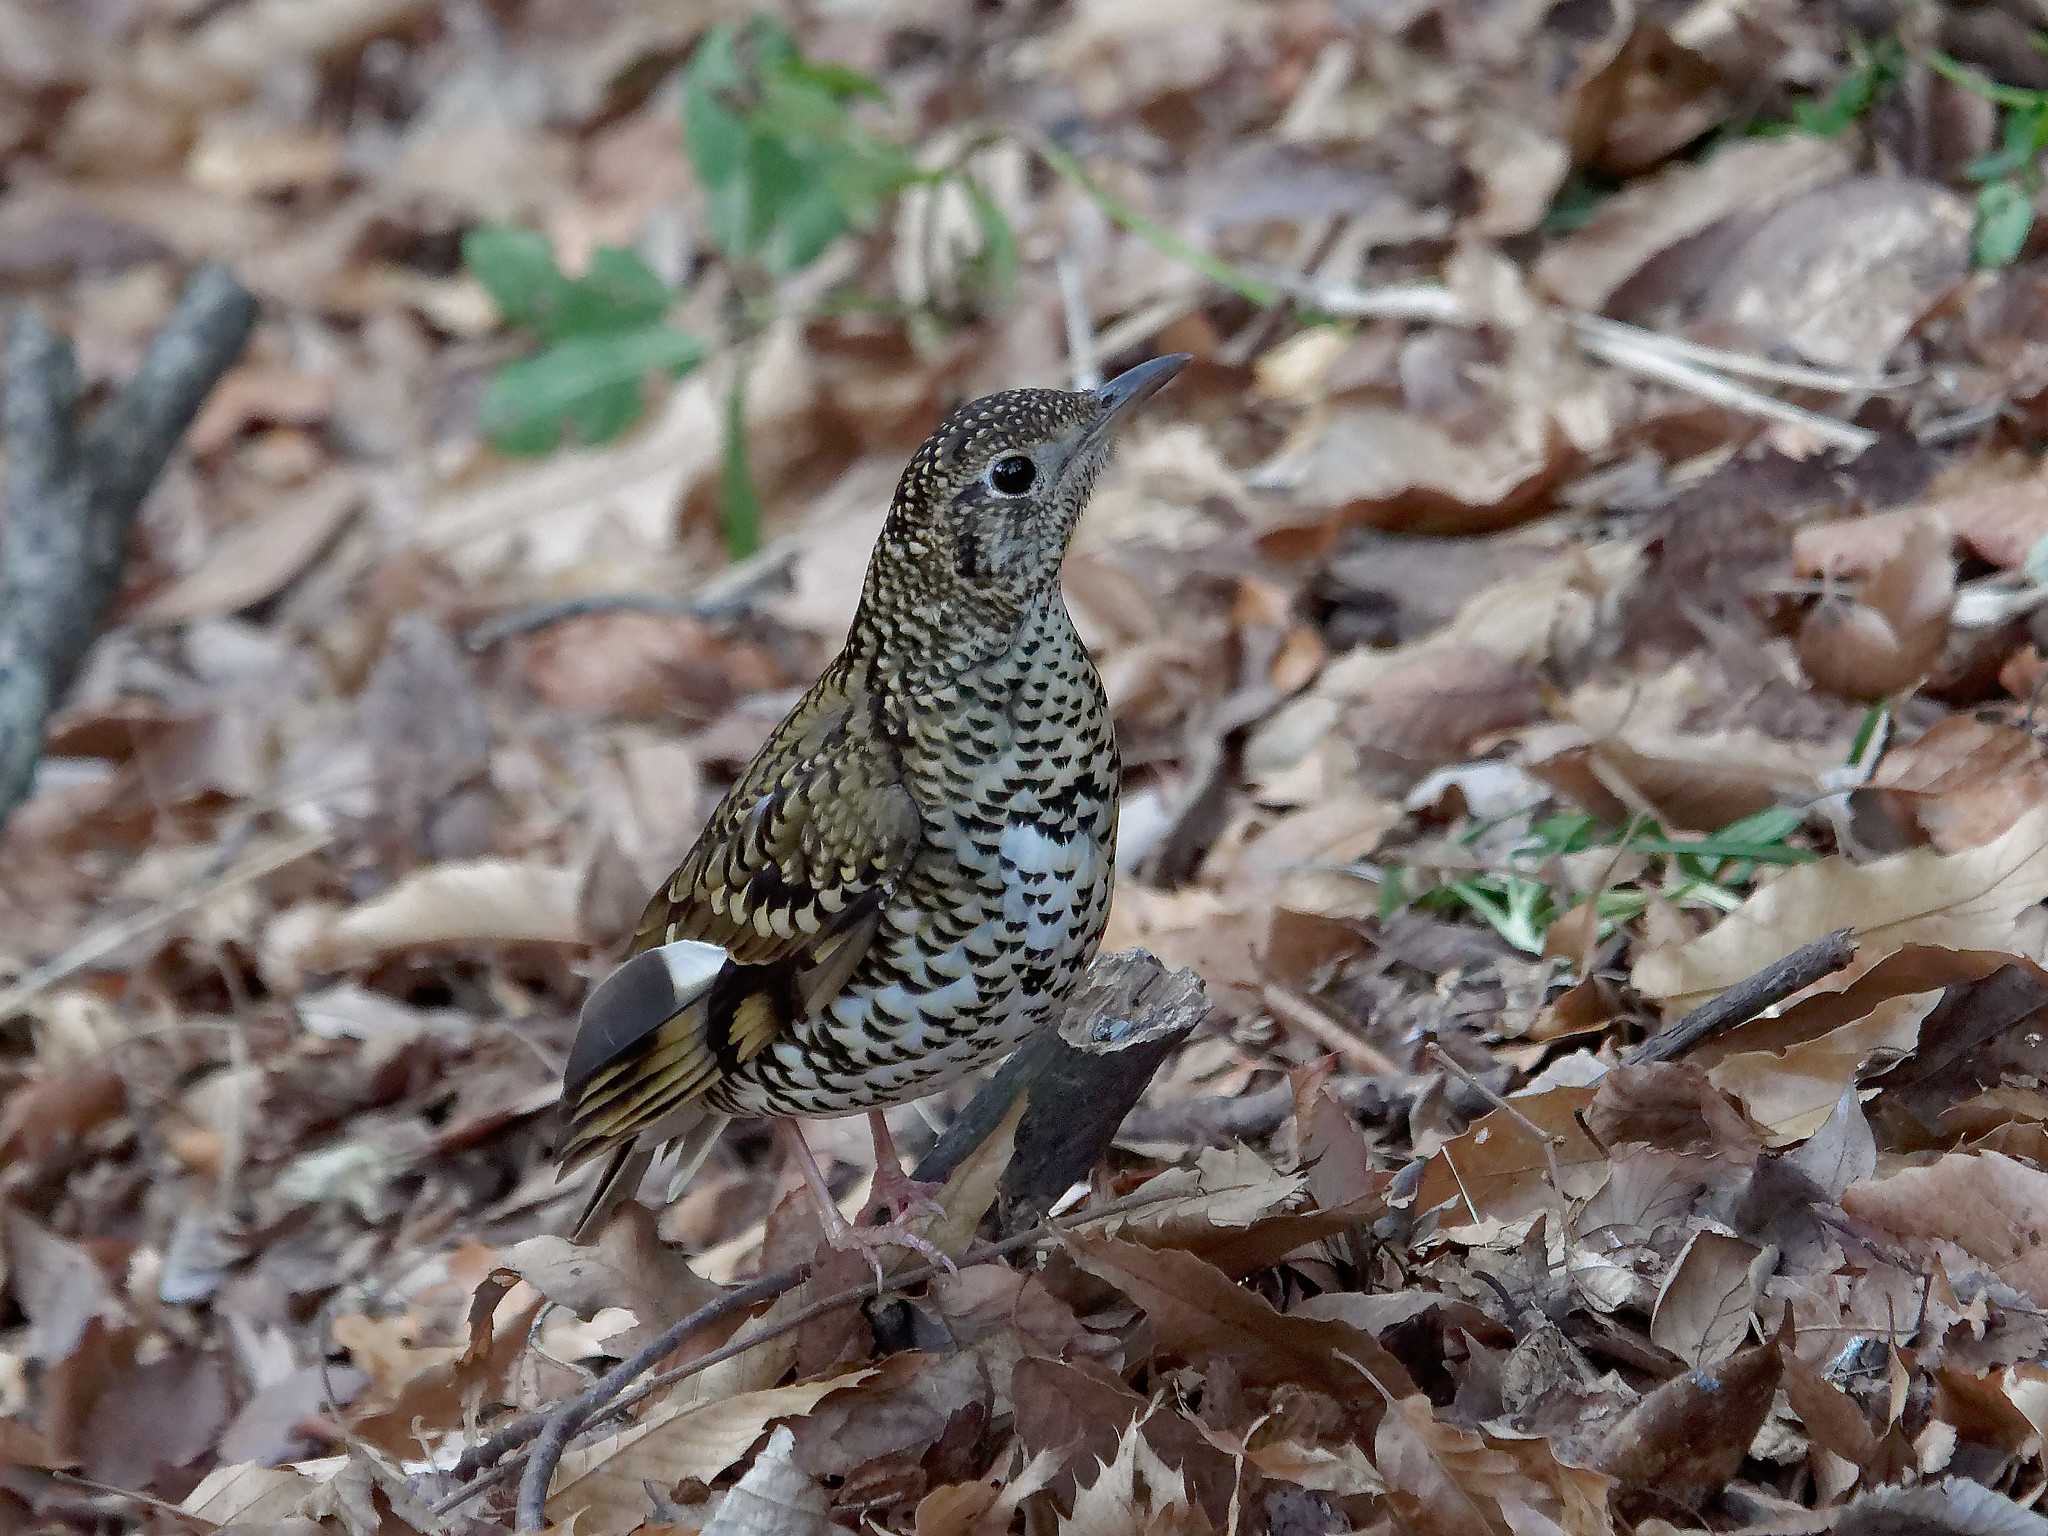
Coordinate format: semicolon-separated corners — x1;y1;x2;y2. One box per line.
129;473;360;625
1632;803;2048;1012
541;1369;876;1535
701;1424;835;1536
1649;1230;1768;1365
1593;1325;1785;1502
1706;989;1934;1142
1796;517;1955;699
1843;1152;2048;1305
497;1202;722;1356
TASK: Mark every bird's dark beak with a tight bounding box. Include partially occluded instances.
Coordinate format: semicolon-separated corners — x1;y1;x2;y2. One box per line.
1091;353;1191;431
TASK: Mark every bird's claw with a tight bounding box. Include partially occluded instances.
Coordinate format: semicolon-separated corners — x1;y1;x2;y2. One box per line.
821;1208;957;1287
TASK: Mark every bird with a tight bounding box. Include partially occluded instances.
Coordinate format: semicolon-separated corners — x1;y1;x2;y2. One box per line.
556;353;1190;1265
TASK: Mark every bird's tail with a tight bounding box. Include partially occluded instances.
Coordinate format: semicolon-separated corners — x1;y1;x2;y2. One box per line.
568;1106;730;1243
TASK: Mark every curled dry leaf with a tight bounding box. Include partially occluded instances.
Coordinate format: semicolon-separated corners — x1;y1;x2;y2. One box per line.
700;1424;835;1536
1592;1324;1785;1504
1796;517;1956;701
268;857;586;976
542;1369;878;1536
1863;717;2048;854
1706;989;1935;1143
1632;803;2048;1014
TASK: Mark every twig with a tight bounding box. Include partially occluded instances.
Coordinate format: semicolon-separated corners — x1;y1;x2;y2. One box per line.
1578;325;1880;454
1426;1041;1564;1190
463;543;799;649
467;1181;1215;1528
1264;273;1887;455
0;264;258;831
1058;255;1100;391
1626;928;1857;1065
1262;983;1400;1075
0;829;330;1022
1570;315;1919;395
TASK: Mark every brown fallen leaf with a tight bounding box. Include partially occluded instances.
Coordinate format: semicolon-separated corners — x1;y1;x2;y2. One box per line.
1842;1151;2048;1306
497;1202;723;1356
127;471;361;626
1631;803;2048;1013
1863;717;2048;854
1649;1230;1769;1366
701;1424;836;1536
1706;989;1934;1143
1062;1230;1417;1402
1592;1323;1785;1504
267;858;586;976
1699;176;1972;373
1063;1409;1216;1536
1534;134;1854;312
542;1369;877;1536
1413;1086;1608;1225
1374;1393;1516;1536
1796;516;1955;700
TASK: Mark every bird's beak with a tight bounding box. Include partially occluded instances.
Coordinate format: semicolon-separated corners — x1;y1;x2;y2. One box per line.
1090;353;1191;432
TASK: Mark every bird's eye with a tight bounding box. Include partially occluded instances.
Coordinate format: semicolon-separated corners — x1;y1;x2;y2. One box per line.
987;454;1036;495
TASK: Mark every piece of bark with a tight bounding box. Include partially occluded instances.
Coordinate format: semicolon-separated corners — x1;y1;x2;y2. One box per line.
0;264;257;832
914;949;1209;1225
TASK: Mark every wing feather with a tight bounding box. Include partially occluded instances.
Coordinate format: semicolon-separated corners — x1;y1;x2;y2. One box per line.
560;666;919;1171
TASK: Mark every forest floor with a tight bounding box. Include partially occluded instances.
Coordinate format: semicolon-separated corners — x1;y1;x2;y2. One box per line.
10;2;2048;1533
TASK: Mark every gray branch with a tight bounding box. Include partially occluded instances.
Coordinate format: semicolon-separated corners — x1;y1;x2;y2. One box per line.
0;264;256;831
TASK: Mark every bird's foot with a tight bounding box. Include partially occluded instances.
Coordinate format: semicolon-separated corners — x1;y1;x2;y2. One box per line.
820;1204;957;1289
859;1160;948;1226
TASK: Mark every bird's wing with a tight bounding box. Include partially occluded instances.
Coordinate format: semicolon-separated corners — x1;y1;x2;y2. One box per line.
560;670;920;1160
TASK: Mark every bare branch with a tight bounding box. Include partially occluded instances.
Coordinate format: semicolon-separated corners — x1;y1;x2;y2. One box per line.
0;264;257;831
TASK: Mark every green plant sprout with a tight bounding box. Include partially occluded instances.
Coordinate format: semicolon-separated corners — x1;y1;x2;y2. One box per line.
1929;51;2048;267
463;18;1015;556
1377;805;1812;956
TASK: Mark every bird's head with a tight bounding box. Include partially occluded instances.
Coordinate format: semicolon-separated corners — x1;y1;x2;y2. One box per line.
858;354;1189;647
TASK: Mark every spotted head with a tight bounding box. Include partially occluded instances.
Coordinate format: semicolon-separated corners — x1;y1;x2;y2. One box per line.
857;355;1189;645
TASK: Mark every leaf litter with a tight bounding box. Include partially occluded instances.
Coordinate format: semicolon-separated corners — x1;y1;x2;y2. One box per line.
15;2;2048;1533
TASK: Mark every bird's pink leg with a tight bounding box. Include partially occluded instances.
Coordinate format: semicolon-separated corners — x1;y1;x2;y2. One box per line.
861;1110;948;1223
775;1119;952;1282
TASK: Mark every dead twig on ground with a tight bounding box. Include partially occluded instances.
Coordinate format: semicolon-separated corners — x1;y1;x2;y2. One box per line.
438;1181;1220;1528
463;542;800;649
1626;929;1858;1065
0;264;257;832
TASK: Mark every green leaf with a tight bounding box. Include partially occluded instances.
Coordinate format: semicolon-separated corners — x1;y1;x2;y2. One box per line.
479;325;705;455
719;365;762;557
1975;178;2036;267
549;246;673;338
463;226;570;330
1789;35;1901;138
783;54;890;104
